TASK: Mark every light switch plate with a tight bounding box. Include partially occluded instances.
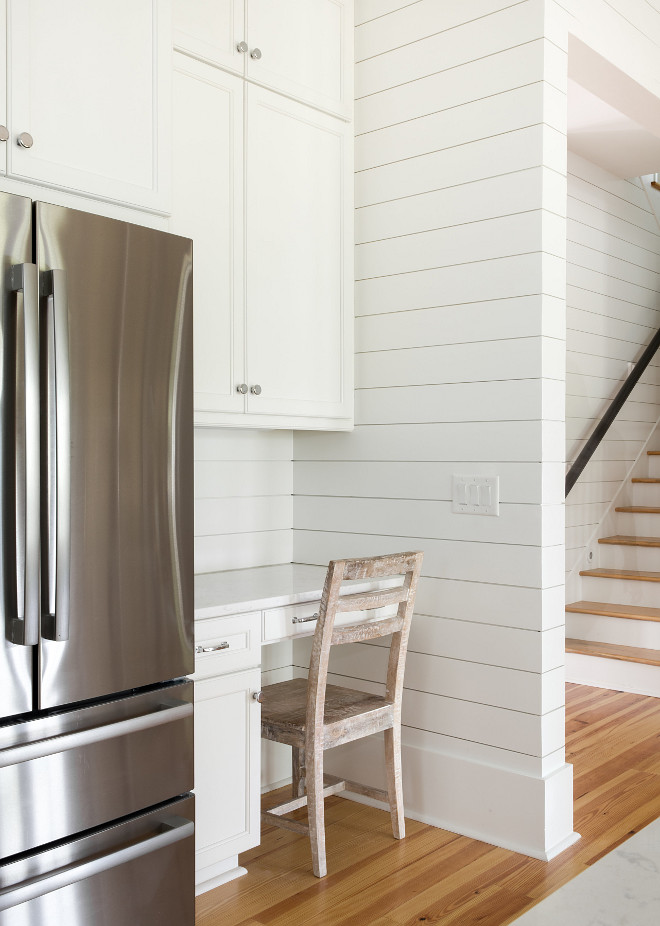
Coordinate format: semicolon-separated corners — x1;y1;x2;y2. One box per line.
452;475;499;516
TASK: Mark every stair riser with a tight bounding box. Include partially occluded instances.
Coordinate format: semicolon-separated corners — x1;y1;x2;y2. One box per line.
647;456;660;478
613;513;660;535
580;575;660;608
566;652;660;698
632;483;660;505
566;612;660;648
597;545;660;572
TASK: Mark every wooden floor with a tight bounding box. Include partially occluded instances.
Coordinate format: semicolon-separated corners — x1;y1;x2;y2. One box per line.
196;684;660;926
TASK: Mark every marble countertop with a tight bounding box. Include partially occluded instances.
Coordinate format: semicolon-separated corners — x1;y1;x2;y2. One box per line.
194;563;398;621
195;564;329;619
510;816;660;925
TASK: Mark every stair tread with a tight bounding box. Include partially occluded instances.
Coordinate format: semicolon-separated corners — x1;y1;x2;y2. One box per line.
566;638;660;667
599;534;660;547
647;451;660;455
615;506;660;513
579;567;660;582
631;478;660;483
565;600;660;622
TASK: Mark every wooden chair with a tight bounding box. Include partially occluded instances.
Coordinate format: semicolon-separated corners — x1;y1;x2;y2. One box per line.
259;551;424;877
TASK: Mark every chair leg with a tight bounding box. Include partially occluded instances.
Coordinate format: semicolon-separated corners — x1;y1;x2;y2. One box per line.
306;749;327;877
384;724;405;839
292;747;306;798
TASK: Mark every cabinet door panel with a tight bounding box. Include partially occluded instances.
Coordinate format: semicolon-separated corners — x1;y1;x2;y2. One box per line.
8;0;169;211
194;668;261;877
171;58;245;416
0;5;6;176
246;86;352;421
173;0;245;76
247;0;352;118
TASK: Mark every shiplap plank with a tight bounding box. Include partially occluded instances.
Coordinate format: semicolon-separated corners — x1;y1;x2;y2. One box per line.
568;306;657;345
356;126;545;208
356;170;545;242
293;420;558;463
355;212;564;281
293;637;563;715
292;530;565;590
195;496;292;537
194;427;293;461
293;496;563;547
567;197;660;255
195;460;293;497
355;296;545;350
355;379;564;426
195;530;293;574
355;254;566;316
293;460;562;506
356;337;563;388
356;4;545;98
355;0;526;60
356;86;563;173
355;0;421;28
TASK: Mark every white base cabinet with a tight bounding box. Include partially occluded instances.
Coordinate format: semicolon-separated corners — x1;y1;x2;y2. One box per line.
193;611;262;894
194;667;261;894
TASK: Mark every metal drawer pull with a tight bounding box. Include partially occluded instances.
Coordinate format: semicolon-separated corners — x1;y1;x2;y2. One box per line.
195;642;230;654
0;816;194;912
292;612;319;624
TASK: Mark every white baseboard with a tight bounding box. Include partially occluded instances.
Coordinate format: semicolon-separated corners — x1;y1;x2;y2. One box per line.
195;855;246;896
322;734;575;861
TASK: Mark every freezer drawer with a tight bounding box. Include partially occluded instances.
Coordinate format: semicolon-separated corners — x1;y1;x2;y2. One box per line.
0;681;193;859
0;795;194;925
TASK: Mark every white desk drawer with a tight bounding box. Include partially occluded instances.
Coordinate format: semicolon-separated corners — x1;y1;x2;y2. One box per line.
262;600;320;643
194;611;261;677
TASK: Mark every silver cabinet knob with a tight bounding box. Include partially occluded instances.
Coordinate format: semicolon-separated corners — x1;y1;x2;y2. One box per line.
252;691;264;703
17;132;34;149
0;126;8;143
236;41;248;53
250;384;262;395
236;383;248;394
250;47;262;60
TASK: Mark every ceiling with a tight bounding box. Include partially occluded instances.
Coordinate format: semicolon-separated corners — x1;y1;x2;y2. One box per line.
567;36;660;179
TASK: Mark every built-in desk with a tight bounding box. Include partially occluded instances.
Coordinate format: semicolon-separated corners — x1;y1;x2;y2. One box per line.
192;564;393;895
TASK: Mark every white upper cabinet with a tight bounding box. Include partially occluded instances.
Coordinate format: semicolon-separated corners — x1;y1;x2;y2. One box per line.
172;59;244;416
245;85;350;421
4;0;171;212
173;0;352;118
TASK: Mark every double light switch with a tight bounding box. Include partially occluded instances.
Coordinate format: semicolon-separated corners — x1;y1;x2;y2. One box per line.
452;475;499;516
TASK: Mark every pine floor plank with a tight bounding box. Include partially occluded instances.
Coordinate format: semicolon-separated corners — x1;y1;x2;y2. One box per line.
195;685;660;926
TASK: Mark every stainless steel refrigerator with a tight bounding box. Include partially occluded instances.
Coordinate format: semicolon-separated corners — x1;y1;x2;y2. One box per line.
0;192;195;924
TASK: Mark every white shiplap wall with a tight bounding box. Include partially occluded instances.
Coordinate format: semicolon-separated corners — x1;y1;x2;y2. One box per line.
565;155;660;582
194;428;293;574
291;0;574;860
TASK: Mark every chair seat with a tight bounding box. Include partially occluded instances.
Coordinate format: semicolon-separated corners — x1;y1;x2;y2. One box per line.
260;677;394;749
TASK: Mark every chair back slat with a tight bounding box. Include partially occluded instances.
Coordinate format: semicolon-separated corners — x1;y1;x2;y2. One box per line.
331;615;405;646
335;585;408;613
305;552;423;745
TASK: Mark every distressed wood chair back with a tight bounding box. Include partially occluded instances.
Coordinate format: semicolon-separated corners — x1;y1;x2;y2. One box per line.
306;551;423;750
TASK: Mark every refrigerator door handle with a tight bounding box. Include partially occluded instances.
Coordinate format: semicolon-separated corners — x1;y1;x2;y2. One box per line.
0;814;194;912
41;269;71;642
8;263;40;647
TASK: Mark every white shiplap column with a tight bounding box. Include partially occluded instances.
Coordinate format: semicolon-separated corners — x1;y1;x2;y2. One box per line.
292;0;575;859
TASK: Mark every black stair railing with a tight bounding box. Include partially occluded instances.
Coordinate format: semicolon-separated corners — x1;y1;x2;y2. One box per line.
565;326;660;497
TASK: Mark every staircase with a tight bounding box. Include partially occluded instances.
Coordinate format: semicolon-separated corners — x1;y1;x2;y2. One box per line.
566;449;660;697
